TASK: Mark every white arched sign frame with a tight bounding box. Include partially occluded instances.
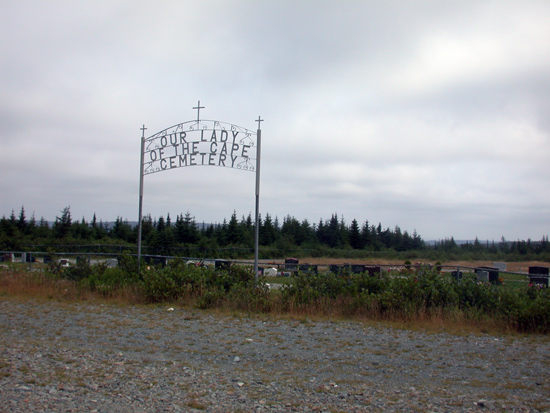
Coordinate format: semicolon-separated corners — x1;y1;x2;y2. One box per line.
138;104;262;278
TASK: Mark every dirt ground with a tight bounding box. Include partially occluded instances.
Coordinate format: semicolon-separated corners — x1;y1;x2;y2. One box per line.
262;257;549;273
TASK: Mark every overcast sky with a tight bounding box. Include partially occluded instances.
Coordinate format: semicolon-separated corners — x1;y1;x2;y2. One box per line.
2;1;549;241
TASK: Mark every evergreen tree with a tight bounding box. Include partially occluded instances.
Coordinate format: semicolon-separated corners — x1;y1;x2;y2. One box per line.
316;218;326;245
260;213;276;246
149;215;174;253
540;236;550;253
17;206;27;233
378;225;392;248
281;215;300;245
156;216;166;232
339;215;349;247
73;217;92;240
361;220;372;248
203;223;215;240
111;217;134;242
216;219;229;246
1;212;17;238
399;230;414;251
33;217;50;239
323;213;341;248
240;213;254;246
473;237;482;251
7;210;17;237
392;225;403;251
53;206;72;238
349;219;362;249
226;211;242;245
411;229;423;249
175;212;200;244
300;219;316;246
28;212;37;235
139;215;155;244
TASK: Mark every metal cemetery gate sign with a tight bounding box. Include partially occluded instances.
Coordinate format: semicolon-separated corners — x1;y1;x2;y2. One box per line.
138;102;263;277
143;120;257;174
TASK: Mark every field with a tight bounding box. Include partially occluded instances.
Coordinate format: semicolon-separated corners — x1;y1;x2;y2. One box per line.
261;257;549;273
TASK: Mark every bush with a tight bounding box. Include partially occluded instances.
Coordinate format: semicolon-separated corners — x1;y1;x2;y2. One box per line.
17;255;550;334
141;267;180;302
515;286;550;333
280;269;387;308
81;267;131;295
454;273;497;312
227;282;271;312
65;259;94;281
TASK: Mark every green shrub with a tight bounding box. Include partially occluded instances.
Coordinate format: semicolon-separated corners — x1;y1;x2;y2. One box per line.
34;255;550;334
64;259;94;281
141;267;180;303
515;286;550;333
226;281;271;313
195;287;225;309
454;273;497;312
81;267;131;295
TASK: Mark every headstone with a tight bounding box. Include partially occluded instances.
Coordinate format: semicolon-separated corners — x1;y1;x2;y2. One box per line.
105;259;118;268
529;275;549;287
365;266;381;277
528;266;549;287
350;264;366;274
284;258;299;270
143;256;166;267
477;271;489;282
76;256;89;265
493;262;507;271
529;266;549;275
476;266;500;284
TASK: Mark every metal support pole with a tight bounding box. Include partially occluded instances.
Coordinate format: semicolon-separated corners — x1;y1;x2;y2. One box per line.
254;117;263;282
137;125;146;269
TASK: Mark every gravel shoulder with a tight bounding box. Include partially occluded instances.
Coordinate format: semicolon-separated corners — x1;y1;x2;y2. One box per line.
1;297;549;412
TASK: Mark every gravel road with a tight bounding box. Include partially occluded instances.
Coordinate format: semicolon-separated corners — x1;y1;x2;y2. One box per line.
1;297;549;412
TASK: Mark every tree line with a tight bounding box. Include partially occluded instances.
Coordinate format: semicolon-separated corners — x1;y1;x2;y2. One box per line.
1;206;549;258
0;206;422;252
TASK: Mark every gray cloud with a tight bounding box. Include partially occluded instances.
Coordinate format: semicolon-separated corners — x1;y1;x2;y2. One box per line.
1;0;549;241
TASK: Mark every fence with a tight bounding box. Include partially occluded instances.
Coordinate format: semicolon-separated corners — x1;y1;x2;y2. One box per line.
2;250;547;286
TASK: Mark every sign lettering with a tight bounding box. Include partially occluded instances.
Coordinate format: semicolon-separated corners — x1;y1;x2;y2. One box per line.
143;120;256;175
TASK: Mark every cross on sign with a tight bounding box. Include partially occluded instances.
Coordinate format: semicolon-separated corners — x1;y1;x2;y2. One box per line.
256;116;263;130
193;101;205;122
